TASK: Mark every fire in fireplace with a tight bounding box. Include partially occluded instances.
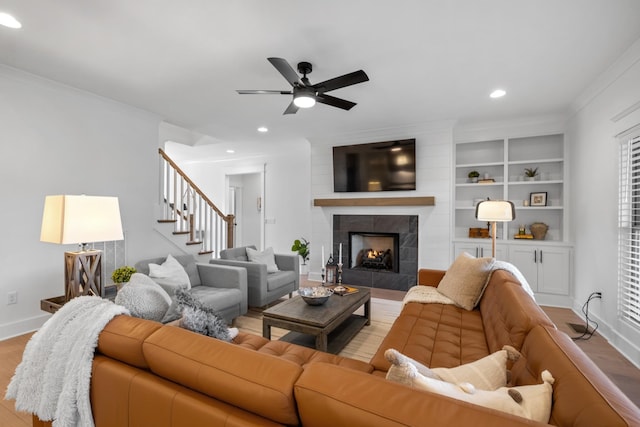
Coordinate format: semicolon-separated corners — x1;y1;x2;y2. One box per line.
349;232;399;273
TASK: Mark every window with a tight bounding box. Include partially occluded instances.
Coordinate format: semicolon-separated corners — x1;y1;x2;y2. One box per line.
618;131;640;328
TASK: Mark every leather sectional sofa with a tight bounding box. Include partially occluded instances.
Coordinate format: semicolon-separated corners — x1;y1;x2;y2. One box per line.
33;268;640;426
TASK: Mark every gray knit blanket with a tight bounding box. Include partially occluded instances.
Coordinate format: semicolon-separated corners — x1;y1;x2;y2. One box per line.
5;296;129;427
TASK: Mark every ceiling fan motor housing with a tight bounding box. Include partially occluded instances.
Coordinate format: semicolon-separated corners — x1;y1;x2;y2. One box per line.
297;61;313;76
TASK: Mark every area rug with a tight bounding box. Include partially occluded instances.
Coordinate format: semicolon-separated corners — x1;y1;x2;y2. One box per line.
234;297;402;362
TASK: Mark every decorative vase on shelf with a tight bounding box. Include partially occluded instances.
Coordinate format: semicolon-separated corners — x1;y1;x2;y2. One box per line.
530;222;549;240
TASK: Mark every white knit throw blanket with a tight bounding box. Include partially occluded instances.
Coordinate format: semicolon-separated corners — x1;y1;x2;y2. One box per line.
5;296;129;427
403;261;535;306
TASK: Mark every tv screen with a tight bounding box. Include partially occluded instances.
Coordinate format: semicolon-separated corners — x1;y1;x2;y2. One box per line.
333;139;416;192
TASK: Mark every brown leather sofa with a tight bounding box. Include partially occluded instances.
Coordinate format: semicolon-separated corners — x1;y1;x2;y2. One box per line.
33;269;640;426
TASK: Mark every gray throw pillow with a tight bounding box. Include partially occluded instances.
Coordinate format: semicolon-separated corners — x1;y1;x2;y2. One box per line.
115;273;172;322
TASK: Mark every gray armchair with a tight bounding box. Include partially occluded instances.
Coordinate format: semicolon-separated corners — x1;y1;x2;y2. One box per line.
135;254;248;324
209;245;299;307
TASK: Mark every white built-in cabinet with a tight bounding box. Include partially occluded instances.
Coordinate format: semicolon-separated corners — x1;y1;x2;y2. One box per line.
453;133;572;300
454;242;505;260
507;244;571;296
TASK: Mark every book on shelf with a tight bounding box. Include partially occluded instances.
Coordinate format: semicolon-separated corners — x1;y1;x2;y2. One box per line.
478;178;495;184
326;285;359;296
514;234;534;239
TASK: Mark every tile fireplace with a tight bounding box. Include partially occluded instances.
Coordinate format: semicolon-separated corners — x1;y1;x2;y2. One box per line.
333;214;418;291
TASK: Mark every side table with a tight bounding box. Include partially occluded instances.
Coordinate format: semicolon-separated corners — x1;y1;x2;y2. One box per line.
40;285;118;314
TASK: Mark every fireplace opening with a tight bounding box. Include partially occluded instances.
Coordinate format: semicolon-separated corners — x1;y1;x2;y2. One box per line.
348;232;399;273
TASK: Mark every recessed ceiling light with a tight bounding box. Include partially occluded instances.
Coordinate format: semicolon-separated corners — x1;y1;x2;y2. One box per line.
226;149;235;154
257;126;268;133
490;89;506;99
0;12;22;29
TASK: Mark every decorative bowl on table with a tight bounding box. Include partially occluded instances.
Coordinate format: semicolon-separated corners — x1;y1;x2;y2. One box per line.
298;287;333;306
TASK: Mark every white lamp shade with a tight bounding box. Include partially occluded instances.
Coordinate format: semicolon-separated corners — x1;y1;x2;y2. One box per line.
475;200;515;222
40;195;124;244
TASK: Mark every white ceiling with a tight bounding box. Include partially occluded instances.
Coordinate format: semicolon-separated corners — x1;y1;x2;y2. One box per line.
2;1;640;154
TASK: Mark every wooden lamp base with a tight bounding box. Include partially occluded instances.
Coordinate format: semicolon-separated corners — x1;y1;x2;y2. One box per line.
64;249;104;301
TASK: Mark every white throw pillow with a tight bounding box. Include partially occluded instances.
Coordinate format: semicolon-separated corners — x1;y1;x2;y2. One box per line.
246;246;279;273
386;359;554;423
115;273;172;322
148;254;191;293
437;252;495;310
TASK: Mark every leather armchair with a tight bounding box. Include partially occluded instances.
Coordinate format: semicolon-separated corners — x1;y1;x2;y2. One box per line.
209;245;299;307
135;254;248;324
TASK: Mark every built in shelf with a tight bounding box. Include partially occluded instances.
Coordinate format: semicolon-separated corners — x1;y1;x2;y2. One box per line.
313;196;435;207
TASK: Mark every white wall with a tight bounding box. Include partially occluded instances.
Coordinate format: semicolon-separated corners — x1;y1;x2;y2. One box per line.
567;38;640;366
309;122;454;278
0;65;172;340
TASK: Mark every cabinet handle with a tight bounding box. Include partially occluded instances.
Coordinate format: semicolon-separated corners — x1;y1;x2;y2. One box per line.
539;250;543;263
480;247;484;257
534;250;537;263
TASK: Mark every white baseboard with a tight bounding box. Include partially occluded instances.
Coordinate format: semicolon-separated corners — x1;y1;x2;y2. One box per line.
0;313;50;341
570;304;640;370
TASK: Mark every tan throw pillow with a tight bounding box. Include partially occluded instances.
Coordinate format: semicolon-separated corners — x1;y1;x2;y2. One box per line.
386;360;554;424
437;252;495;310
432;345;520;390
385;345;519;391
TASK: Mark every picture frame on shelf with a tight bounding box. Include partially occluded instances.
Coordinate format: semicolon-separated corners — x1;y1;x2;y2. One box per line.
530;191;548;206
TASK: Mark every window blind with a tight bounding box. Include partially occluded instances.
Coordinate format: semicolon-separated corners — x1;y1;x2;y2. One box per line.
619;133;640;327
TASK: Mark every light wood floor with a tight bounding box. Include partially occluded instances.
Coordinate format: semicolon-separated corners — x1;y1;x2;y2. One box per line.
2;284;639;426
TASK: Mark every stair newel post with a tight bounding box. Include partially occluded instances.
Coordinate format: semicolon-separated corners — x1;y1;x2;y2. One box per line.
226;214;235;249
172;167;178;225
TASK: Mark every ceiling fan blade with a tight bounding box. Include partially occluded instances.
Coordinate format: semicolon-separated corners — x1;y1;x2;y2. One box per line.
316;94;357;110
236;90;292;94
313;70;369;93
268;57;302;87
283;101;299;115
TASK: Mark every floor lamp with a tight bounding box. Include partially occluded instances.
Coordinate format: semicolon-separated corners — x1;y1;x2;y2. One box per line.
475;200;515;258
40;195;124;301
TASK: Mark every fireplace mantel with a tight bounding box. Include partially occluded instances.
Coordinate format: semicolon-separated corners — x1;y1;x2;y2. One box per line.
314;196;435;207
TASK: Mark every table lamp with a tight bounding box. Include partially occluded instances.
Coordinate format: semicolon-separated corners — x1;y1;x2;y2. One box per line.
475;200;515;258
40;195;124;301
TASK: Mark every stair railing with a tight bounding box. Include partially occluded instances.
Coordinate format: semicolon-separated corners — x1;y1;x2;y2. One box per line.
158;148;234;255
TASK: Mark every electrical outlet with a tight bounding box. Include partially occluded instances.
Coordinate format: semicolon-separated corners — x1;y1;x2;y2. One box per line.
7;291;17;305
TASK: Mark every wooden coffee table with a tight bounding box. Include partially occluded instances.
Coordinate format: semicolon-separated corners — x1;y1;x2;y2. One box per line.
262;286;371;354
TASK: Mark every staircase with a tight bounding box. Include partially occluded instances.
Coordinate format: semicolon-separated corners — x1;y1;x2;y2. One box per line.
157;148;234;257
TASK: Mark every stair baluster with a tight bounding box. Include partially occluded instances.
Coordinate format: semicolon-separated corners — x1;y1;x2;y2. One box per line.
158;148;235;255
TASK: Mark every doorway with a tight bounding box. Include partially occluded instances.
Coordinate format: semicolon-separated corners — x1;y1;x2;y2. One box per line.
226;170;264;249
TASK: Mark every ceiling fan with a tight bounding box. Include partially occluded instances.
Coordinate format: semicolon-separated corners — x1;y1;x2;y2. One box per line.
237;57;369;115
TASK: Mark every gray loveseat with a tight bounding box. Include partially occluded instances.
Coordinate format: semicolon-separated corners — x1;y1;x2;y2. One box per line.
209;245;299;307
135;254;248;324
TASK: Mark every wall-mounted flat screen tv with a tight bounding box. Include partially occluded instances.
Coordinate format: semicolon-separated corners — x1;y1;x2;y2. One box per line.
333;138;416;192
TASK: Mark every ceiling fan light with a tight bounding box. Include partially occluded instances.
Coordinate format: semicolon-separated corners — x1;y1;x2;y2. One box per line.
0;12;21;29
293;94;316;108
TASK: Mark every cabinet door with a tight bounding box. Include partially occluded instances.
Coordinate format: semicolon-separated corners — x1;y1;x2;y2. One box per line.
454;243;483;258
454;243;505;259
537;247;571;295
508;246;539;292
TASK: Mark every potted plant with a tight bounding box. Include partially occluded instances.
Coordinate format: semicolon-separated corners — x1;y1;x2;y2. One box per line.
291;238;310;265
111;266;136;288
524;167;539;181
468;170;480;183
